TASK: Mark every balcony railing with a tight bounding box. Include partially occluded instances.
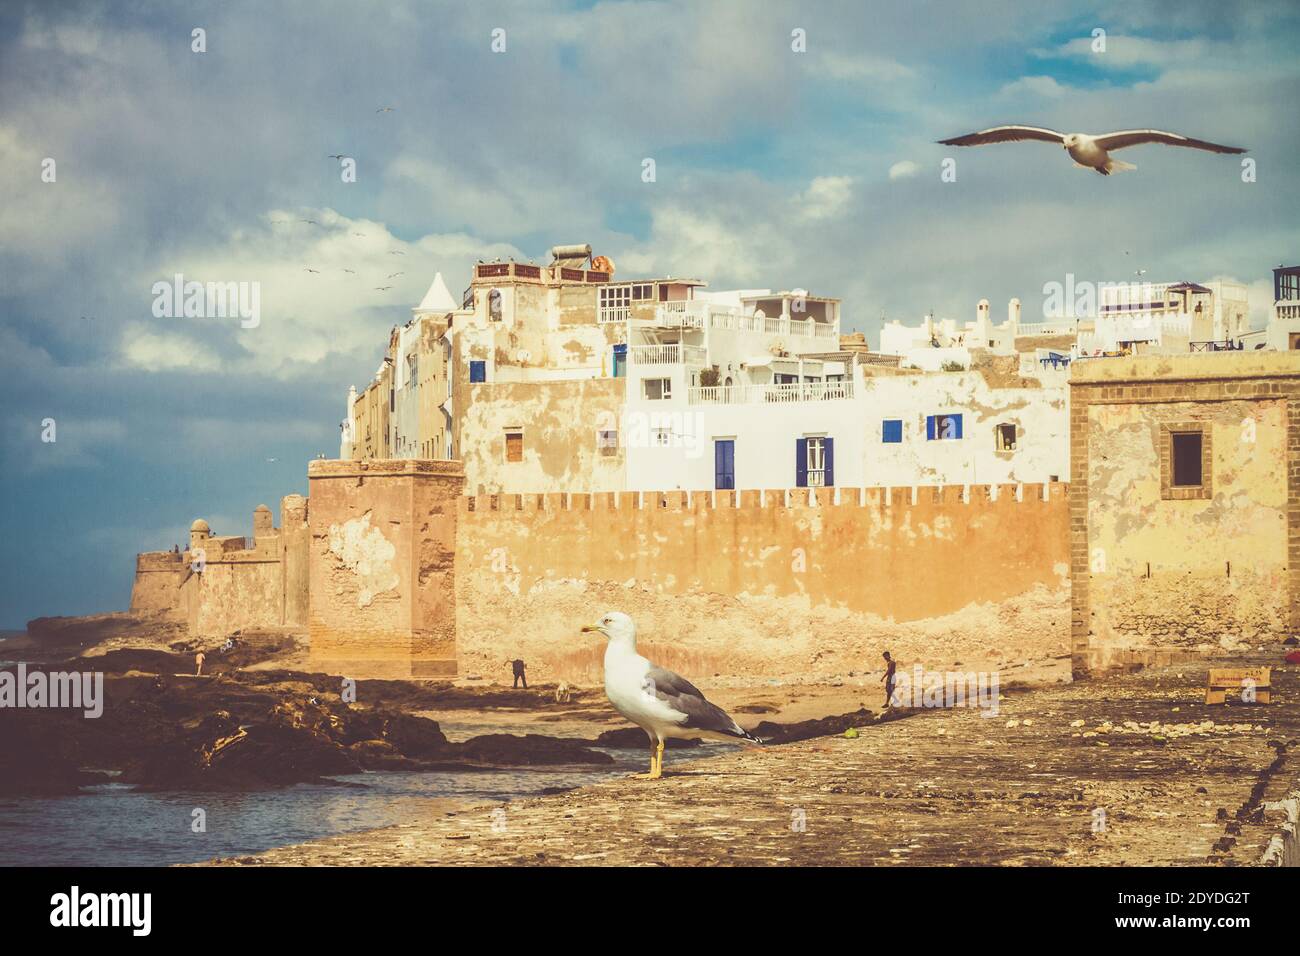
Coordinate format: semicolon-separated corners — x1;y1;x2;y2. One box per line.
688;380;854;405
599;305;630;324
472;262;605;283
1016;321;1077;337
652;300;707;328
629;344;708;366
651;301;839;339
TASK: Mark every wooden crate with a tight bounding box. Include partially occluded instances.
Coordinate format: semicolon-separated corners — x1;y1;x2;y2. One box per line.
1205;667;1271;705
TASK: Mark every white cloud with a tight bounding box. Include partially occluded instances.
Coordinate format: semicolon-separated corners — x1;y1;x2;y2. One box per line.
1000;75;1068;98
119;208;523;380
1046;35;1211;70
796;176;854;220
818;52;914;82
0;125;120;276
118;323;225;374
888;160;920;180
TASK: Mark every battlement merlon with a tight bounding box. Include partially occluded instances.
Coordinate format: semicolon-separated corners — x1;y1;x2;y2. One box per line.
459;482;1066;514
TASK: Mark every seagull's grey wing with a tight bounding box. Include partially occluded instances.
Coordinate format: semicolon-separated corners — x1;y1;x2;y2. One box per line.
937;125;1064;147
1093;129;1246;154
644;664;750;739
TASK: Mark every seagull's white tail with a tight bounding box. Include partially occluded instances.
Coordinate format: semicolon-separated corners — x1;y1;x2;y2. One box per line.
1102;158;1137;175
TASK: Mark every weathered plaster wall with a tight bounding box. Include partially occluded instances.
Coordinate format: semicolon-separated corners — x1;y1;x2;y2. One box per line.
129;552;186;621
307;459;463;678
1087;399;1287;650
280;495;310;627
860;370;1069;486
1070;353;1300;676
455;483;1070;683
189;557;283;636
459;378;626;494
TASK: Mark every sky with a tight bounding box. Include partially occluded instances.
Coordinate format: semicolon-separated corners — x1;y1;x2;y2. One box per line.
2;0;1298;627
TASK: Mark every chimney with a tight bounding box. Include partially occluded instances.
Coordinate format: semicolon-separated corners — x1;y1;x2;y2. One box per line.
1008;297;1021;327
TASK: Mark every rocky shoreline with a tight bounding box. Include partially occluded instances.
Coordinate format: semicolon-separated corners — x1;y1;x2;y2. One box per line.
1;616;910;797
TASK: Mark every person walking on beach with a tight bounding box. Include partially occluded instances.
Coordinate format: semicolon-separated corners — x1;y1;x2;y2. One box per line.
881;651;896;708
195;651;206;677
508;658;527;689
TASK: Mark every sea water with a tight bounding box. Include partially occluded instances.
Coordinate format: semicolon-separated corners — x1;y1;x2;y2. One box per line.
0;738;727;866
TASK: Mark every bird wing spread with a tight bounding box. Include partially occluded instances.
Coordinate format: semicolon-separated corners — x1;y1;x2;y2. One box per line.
644;664;744;736
1093;129;1246;154
937;125;1064;147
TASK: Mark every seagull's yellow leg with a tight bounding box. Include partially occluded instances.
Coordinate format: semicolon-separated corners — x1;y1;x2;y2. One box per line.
650;741;665;779
632;743;657;779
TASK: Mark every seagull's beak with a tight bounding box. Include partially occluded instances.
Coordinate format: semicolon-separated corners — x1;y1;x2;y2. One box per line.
581;624;606;637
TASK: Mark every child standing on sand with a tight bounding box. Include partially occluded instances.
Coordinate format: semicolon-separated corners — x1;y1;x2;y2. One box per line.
881;651;896;708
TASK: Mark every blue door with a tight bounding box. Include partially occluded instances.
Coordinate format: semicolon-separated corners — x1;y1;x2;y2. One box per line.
612;344;627;378
714;440;735;490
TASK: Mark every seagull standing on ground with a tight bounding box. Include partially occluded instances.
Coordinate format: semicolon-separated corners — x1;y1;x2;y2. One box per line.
937;125;1246;175
582;611;761;780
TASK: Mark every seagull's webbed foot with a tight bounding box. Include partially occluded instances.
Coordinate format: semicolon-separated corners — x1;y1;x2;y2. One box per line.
632;741;665;780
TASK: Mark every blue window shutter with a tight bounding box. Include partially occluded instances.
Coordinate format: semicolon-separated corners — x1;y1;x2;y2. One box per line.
953;414;963;439
714;440;734;490
824;437;834;487
469;360;485;383
883;420;902;443
795;438;808;487
926;415;936;440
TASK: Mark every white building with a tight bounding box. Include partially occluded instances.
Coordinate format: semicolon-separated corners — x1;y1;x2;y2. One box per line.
1239;265;1300;352
343;249;1068;492
621;293;1066;491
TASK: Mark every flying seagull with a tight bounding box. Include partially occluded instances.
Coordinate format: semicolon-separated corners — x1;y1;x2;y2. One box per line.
376;106;395;113
582;611;761;780
937;125;1246;175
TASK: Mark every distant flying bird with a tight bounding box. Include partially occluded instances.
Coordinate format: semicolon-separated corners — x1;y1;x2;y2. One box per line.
375;286;392;291
342;268;356;274
582;611;761;780
266;457;278;463
375;106;395;113
352;232;366;238
388;250;405;256
304;267;320;273
936;125;1247;175
300;218;319;225
387;271;404;278
327;154;346;160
